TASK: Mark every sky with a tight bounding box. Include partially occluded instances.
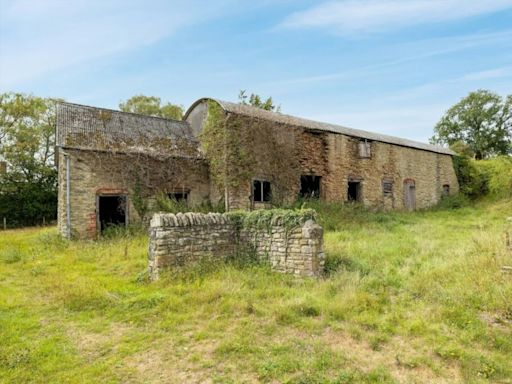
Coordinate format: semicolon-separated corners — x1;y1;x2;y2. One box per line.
1;0;511;143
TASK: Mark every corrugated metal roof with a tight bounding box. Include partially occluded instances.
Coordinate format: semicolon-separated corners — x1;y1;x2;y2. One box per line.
56;102;199;157
185;98;455;155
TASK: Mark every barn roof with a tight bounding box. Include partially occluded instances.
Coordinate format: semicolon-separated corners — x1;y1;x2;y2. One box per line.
185;98;455;155
56;102;198;157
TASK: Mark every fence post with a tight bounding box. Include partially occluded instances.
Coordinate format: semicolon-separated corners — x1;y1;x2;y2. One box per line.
43;216;46;226
3;217;6;230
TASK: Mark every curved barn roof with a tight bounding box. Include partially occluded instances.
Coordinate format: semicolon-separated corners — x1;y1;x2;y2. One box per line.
185;98;455;155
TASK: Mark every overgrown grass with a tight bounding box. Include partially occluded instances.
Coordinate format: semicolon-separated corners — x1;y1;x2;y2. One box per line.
1;199;511;383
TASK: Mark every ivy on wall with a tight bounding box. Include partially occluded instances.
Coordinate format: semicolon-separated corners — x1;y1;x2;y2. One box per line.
200;100;303;210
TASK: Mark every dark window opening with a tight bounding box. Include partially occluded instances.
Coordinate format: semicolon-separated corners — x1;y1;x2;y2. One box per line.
300;175;321;199
168;191;188;202
348;181;362;202
382;180;393;195
442;184;450;197
253;180;271;202
98;195;126;232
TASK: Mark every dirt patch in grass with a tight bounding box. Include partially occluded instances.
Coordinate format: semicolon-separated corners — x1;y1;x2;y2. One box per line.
319;328;462;383
478;311;512;332
67;322;132;361
123;334;259;384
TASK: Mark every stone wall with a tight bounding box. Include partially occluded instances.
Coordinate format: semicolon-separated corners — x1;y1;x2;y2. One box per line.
58;148;210;239
148;210;325;279
192;102;459;211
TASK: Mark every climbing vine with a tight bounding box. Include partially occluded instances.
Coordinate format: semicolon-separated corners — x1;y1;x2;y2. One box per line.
200;100;303;210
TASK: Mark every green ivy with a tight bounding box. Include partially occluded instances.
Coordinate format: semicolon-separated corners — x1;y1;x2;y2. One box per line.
225;208;316;234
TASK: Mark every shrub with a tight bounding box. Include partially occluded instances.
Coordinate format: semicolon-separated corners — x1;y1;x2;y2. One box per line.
453;155;512;200
0;178;57;228
452;156;488;198
475;156;512;198
435;194;470;210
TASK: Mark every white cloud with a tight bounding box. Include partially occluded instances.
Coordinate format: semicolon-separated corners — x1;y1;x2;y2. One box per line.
280;0;512;35
0;1;236;89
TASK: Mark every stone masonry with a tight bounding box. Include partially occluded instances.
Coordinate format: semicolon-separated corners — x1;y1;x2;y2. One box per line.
57;99;461;239
148;211;325;279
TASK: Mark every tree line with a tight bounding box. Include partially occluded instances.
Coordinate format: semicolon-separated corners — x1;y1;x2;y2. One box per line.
0;89;509;227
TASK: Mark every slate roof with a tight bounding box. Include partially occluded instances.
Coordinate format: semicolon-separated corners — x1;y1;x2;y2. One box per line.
185;98;455;155
56;102;197;156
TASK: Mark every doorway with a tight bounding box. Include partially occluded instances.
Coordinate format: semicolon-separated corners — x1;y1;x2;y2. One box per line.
403;180;416;211
347;181;361;202
98;195;127;232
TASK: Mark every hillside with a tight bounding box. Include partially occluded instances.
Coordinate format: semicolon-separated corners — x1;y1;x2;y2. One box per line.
1;199;511;383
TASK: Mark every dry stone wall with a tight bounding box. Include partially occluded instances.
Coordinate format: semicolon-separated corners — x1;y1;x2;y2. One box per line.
148;210;325;279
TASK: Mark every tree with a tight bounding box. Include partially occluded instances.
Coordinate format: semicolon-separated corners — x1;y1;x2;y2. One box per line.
119;95;184;120
431;90;511;159
0;93;59;226
238;90;280;112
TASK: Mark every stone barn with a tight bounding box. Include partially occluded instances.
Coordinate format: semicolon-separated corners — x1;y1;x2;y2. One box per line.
184;98;458;211
56;103;209;239
56;98;458;238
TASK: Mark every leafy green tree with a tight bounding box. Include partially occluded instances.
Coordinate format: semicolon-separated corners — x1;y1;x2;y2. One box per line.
0;92;59;226
119;95;184;120
431;90;511;159
238;90;280;112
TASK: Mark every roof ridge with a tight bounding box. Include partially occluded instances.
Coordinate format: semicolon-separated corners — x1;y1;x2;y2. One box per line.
208;98;454;156
57;101;187;125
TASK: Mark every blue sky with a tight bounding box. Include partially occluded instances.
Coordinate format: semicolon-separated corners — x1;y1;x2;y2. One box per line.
1;0;511;142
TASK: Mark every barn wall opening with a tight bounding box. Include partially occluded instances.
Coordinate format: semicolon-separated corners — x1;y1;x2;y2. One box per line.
98;195;127;232
300;175;321;199
168;191;189;202
253;180;272;203
403;180;416;211
347;181;362;202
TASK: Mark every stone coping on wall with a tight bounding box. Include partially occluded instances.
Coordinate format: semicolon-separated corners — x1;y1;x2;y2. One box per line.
150;212;228;228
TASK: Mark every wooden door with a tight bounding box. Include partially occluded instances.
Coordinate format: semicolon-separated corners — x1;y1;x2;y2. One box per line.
403;180;416;211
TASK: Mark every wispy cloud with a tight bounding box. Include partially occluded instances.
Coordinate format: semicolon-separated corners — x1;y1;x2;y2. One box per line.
260;30;512;88
280;0;512;35
461;66;512;81
0;0;236;88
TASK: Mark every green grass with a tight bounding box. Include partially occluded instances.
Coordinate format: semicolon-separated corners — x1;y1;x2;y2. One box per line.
1;199;511;383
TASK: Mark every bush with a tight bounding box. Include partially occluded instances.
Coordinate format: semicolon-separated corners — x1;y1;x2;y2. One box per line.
452;156;488;198
0;178;57;228
453;155;512;200
435;194;470;210
474;156;512;199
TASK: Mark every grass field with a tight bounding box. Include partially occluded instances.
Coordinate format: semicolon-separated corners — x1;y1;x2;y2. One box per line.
1;199;511;383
